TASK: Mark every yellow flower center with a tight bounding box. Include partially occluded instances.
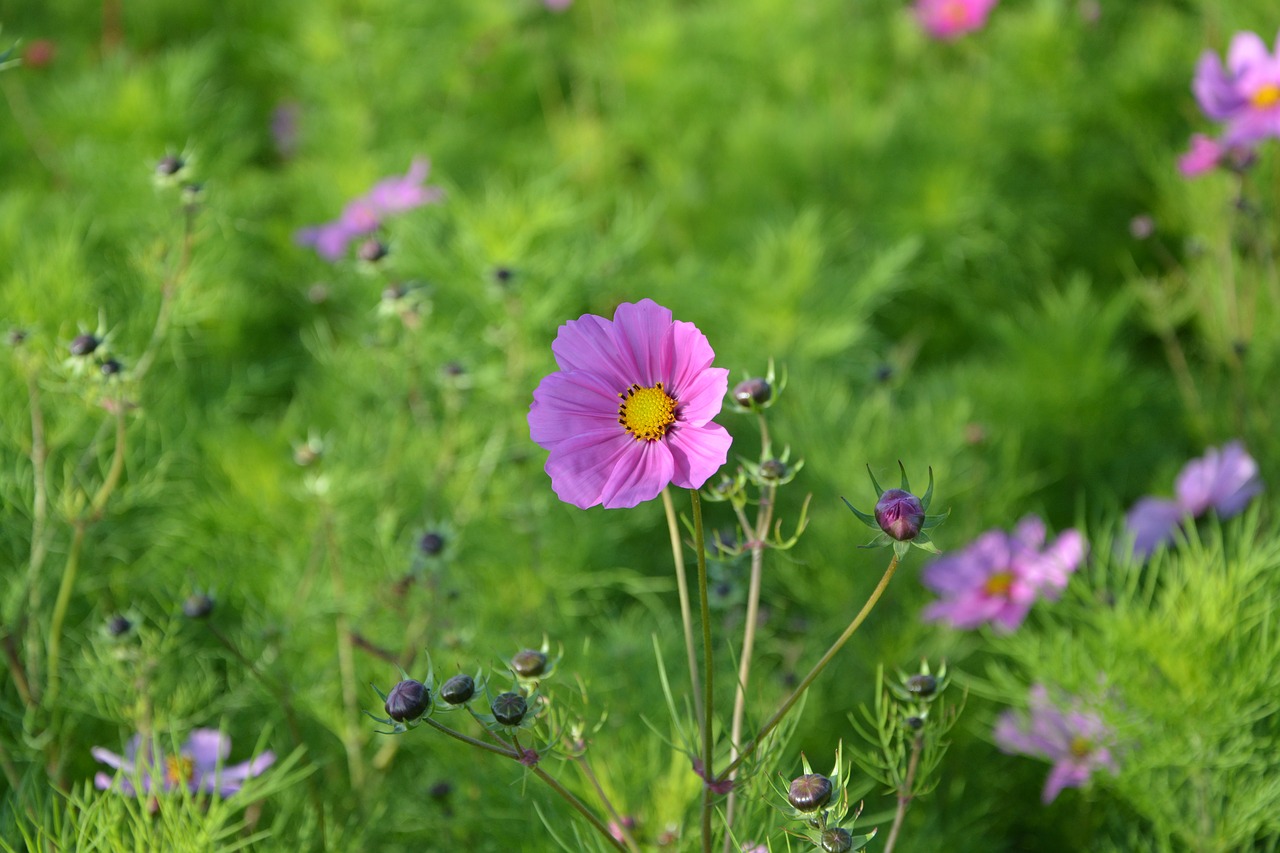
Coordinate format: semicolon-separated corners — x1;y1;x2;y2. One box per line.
983;570;1014;597
165;755;194;787
942;0;968;25
617;383;677;442
1069;736;1093;758
1251;83;1280;109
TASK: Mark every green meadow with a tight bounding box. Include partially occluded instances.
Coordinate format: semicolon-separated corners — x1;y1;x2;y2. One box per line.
1;0;1279;850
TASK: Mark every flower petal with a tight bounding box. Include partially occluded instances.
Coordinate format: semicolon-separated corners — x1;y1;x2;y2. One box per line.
529;370;625;448
665;422;732;490
544;430;644;509
550;312;636;391
1123;496;1184;560
609;299;674;388
598;439;676;509
185;729;231;772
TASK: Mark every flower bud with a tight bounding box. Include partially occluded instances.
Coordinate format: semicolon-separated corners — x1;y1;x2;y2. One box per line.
493;266;515;285
440;674;475;705
759;459;789;482
732;377;772;408
821;828;854;853
7;329;28;347
491;691;528;726
357;238;388;263
874;489;925;541
512;649;547;678
905;715;925;731
106;614;133;636
182;593;214;619
418;532;446;556
156;155;185;177
787;773;832;812
905;674;937;698
100;358;124;377
384;678;431;722
69;334;101;357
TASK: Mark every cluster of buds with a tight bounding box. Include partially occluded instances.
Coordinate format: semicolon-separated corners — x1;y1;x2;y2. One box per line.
850;661;962;804
782;746;876;852
64;326;125;382
843;462;948;560
368;659;489;735
153;152;205;212
377;281;432;330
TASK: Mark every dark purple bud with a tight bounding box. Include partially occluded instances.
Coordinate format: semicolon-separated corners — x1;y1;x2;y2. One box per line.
100;358;123;376
821;828;854;853
384;678;431;722
428;780;452;801
491;691;527;726
512;649;548;678
440;674;475;705
441;361;466;378
874;489;925;541
493;266;515;285
905;715;925;731
106;614;133;636
905;674;937;698
357;239;388;263
69;334;101;357
7;329;28;347
787;774;833;812
156;155;185;177
382;284;409;302
759;459;789;482
732;377;772;408
182;593;214;619
418;532;446;556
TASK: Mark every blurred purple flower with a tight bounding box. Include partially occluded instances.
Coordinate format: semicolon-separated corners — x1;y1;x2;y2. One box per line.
296;159;443;261
921;516;1085;632
993;684;1118;803
913;0;998;40
1192;30;1280;146
544;0;573;10
92;729;275;797
528;299;732;509
270;101;301;160
1177;133;1225;176
1124;441;1262;560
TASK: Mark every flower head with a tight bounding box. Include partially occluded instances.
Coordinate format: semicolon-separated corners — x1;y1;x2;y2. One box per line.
921;516;1085;632
1123;441;1262;560
843;462;948;558
296;158;443;261
914;0;999;40
1191;30;1280;146
993;684;1118;803
528;299;732;509
92;729;274;797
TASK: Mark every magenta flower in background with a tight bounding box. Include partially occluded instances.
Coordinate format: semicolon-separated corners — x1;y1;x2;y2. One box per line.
1192;30;1280;145
296;158;443;261
1177;133;1225;176
913;0;998;40
528;299;732;509
544;0;573;10
993;684;1118;803
1124;441;1262;560
921;516;1085;632
92;729;275;797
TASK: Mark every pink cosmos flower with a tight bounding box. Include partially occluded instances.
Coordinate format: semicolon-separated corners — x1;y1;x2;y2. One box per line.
544;0;573;10
296;158;443;261
1177;133;1225;176
921;516;1085;632
993;684;1118;803
528;299;732;509
913;0;999;40
92;728;275;797
1124;441;1262;560
1192;30;1280;145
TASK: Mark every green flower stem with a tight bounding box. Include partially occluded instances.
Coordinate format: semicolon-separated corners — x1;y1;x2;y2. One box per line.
661;487;703;725
718;550;901;782
422;719;627;853
22;369;48;703
721;481;776;850
690;487;714;853
325;517;366;791
46;406;127;711
882;731;924;853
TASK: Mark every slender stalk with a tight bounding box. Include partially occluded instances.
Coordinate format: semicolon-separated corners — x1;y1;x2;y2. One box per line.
661;487;703;725
721;482;776;851
719;551;901;782
882;732;924;853
421;718;628;853
43;524;85;712
690;488;714;853
22;370;49;701
132;204;196;382
575;756;641;853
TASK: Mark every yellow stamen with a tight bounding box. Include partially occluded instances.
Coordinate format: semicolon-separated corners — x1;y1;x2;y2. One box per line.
1069;736;1093;758
1251;83;1280;109
983;570;1014;597
165;755;194;787
617;382;677;442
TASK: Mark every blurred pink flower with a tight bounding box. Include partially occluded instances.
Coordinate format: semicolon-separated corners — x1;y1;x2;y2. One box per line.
1177;133;1224;176
544;0;573;10
921;516;1085;632
994;684;1118;803
528;299;732;509
93;729;274;797
296;159;443;261
1124;441;1262;560
1192;30;1280;146
914;0;999;40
